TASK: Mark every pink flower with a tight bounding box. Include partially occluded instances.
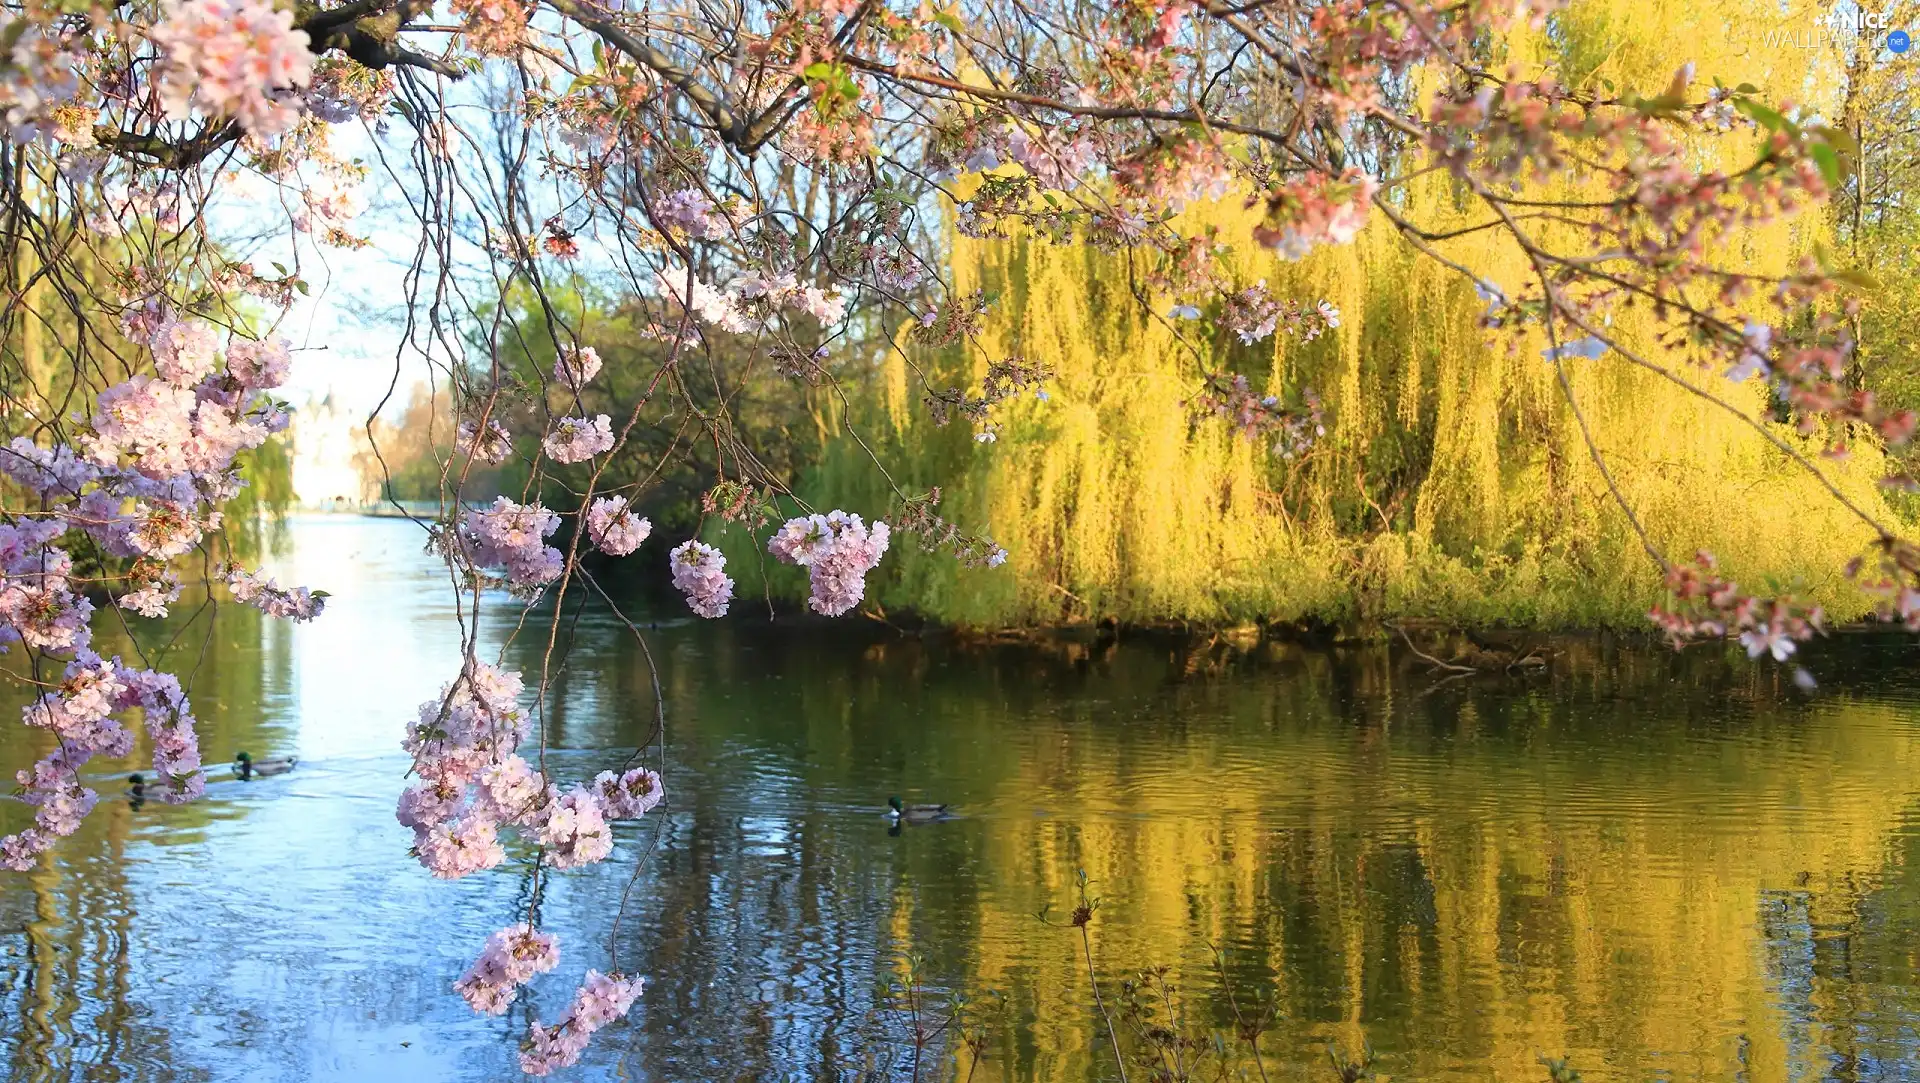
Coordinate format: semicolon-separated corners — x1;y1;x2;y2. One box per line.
569;969;641;1029
0;829;48;871
669;540;733;618
463;498;563;590
396;776;465;830
542;415;615;464
150;316;219;387
225;566;325;621
86;376;199;479
591;767;663;819
536;787;612;869
0;437;99;497
519;1020;588;1075
654;189;730;239
479;755;546;824
124;501;204;559
1739;623;1797;662
149;0;314;136
767;510;890;617
554;345;602;390
454;923;560;1014
516;969;642;1074
457;418;514;465
119;572;182;618
1253;168;1378;259
226;336;292;390
417;811;506;879
585;496;650;556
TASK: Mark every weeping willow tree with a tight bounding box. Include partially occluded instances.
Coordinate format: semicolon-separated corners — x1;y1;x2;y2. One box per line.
753;0;1904;629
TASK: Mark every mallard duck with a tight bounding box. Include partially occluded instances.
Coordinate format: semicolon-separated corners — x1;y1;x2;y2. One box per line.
887;795;952;824
234;751;296;780
127;773;181;802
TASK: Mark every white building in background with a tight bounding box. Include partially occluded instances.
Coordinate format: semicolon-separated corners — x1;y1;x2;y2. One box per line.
291;394;374;508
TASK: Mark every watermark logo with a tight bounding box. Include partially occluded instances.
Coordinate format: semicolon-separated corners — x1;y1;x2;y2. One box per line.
1750;8;1912;53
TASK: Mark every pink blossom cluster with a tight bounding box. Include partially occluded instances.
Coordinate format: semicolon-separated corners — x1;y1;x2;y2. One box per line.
149;314;220;387
225;566;325;622
1252;168;1378;259
929;118;1096;190
537;786;613;869
520;969;642;1075
1188;373;1326;459
731;271;847;325
0;518;94;652
1649;552;1823;677
656;268;847;332
1114;137;1233;211
119;570;183;618
653;189;733;239
767;511;892;617
669;540;733;617
86;322;293;484
590;767;664;818
462;498;564;590
226;336;293;388
554;345;602;390
0;13;81;143
400;663;669;880
399;664;531;879
542;415;615;464
449;0;529;56
148;0;314;136
2;650;206;869
0;374;320;871
293;173;367;238
585;496;650;556
1214;282;1341;345
655;270;753;332
124;499;214;559
454;923;560;1015
457;418;514;465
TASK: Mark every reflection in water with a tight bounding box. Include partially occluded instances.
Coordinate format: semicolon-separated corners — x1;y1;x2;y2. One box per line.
0;516;1918;1081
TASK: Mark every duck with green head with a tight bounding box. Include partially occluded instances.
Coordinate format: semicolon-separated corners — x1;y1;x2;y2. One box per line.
887;795;951;824
126;773;179;802
234;751;297;780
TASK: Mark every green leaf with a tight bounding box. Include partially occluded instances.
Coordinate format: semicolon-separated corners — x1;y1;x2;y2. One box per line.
931;7;964;33
271;261;287;275
1734;97;1787;132
1812;123;1859;159
293;279;309;296
1830;268;1881;292
1809;141;1843;188
1633;92;1687;117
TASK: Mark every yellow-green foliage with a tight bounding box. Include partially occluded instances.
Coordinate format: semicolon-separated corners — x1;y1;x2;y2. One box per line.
752;0;1901;629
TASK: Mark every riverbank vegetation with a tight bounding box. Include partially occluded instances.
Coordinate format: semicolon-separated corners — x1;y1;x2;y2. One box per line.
351;0;1920;631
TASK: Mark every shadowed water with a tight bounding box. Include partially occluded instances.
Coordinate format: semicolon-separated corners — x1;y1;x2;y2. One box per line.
2;515;1919;1082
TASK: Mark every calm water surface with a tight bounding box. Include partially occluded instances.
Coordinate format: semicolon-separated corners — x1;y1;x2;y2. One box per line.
3;516;1920;1082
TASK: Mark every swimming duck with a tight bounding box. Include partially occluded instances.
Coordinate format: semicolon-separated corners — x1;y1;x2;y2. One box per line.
887;795;951;824
234;751;296;780
127;773;181;802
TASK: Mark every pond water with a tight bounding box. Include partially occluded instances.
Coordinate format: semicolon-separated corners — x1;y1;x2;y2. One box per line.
3;515;1920;1082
